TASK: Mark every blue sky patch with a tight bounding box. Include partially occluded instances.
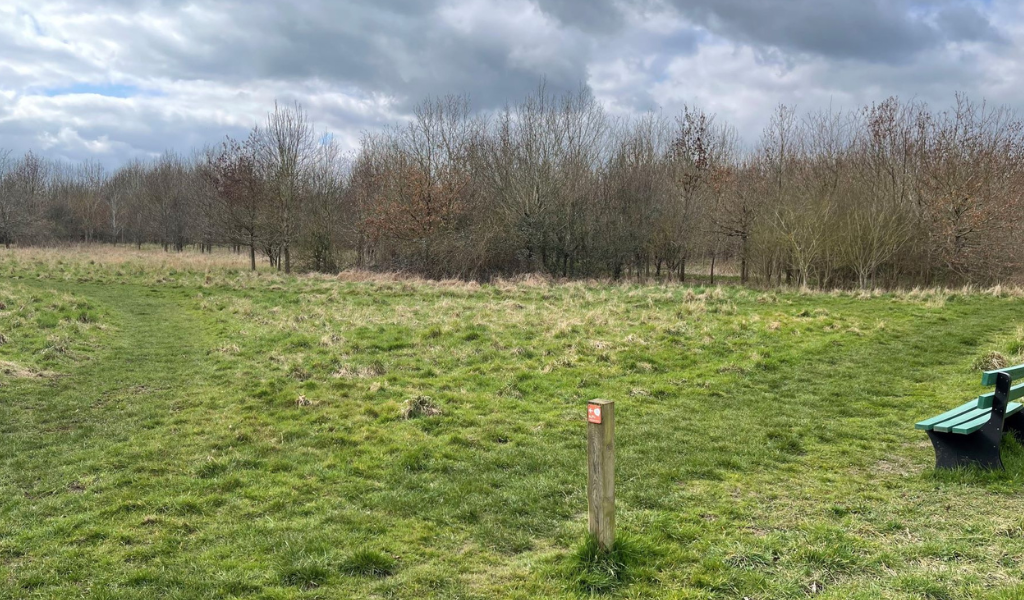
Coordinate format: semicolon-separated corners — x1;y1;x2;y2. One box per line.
40;83;154;99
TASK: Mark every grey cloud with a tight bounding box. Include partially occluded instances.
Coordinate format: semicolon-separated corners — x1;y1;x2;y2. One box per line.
935;4;1006;43
533;0;626;33
2;0;1022;167
72;0;997;111
658;0;1003;63
49;0;595;110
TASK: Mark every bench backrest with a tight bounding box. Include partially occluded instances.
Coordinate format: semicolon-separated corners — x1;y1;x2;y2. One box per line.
976;371;1014;415
978;364;1024;409
982;364;1024;386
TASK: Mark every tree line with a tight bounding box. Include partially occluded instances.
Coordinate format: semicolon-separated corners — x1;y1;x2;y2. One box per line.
2;90;1023;287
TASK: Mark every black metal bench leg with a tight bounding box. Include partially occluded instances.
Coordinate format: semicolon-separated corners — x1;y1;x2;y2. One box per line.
1004;412;1024;443
927;429;1003;470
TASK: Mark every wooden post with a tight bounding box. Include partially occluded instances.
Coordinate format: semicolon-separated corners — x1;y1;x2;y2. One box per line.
586;399;615;551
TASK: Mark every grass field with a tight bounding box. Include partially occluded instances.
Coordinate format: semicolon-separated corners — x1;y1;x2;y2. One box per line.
4;246;1024;599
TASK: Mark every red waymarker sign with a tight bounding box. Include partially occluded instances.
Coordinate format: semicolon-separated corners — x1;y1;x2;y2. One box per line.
587;404;602;424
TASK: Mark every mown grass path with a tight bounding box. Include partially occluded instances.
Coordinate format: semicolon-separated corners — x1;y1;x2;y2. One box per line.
2;283;212;483
4;272;1024;599
0;282;228;598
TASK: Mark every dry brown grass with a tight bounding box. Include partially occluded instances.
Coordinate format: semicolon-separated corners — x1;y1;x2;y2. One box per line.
973;351;1010;371
8;245;1024;300
3;244;252;270
0;360;55;381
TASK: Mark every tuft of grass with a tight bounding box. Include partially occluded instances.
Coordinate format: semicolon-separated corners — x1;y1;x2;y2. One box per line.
278;555;332;589
973;350;1009;371
566;535;648;594
340;549;397;577
400;395;442;419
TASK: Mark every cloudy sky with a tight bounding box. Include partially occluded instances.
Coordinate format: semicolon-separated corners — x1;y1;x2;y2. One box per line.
2;0;1021;166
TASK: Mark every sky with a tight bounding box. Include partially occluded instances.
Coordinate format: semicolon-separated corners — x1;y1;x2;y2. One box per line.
1;0;1021;167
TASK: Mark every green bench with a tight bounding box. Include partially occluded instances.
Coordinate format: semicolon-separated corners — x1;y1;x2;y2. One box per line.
916;365;1024;469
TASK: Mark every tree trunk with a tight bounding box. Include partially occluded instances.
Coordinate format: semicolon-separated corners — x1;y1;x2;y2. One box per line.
740;234;749;284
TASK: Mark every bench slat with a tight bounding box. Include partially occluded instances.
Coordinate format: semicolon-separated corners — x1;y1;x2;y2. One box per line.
981;364;1024;386
976;382;1024;408
931;402;1022;434
933;408;991;433
915;400;981;431
951;413;992;435
950;403;1024;434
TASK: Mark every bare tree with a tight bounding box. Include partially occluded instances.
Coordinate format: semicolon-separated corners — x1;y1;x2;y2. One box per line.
256;102;317;273
208;134;270;270
105;160;144;244
602;113;672;278
836;99;921;288
298;137;352;272
5;92;1024;288
0;151;48;247
918;94;1024;283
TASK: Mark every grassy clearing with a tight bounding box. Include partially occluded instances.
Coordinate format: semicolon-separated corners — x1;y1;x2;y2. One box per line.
3;246;1024;598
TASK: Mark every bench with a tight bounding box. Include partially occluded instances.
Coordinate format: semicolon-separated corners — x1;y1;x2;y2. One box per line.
916;366;1024;469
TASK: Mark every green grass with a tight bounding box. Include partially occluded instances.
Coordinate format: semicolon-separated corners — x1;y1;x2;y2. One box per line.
4;247;1024;598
